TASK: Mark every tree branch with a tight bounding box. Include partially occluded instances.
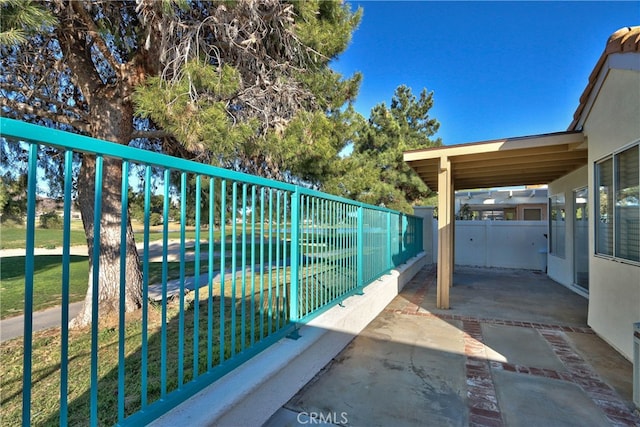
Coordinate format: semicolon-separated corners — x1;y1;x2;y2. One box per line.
0;97;90;132
130;129;171;140
55;23;102;97
71;1;123;80
0;82;88;120
129;0;164;77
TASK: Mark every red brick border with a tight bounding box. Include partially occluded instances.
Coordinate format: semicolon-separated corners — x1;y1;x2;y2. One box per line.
386;266;640;425
463;321;640;426
540;330;640;426
463;319;504;427
396;309;595;334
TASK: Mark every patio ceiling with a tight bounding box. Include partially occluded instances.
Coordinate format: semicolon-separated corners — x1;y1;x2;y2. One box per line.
403;130;586;310
403;131;587;191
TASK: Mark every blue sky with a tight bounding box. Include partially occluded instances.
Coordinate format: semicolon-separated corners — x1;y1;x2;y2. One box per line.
332;1;640;146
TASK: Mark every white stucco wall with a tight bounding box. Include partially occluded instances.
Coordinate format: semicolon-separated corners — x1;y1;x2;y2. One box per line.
547;166;588;288
583;60;640;361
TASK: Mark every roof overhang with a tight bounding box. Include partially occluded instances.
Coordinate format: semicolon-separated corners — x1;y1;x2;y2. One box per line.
569;26;640;131
404;130;587;191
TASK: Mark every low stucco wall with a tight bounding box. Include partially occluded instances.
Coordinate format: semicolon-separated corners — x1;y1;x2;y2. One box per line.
150;253;427;427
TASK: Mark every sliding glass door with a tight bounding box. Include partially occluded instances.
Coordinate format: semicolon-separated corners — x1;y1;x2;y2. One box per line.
574;187;589;291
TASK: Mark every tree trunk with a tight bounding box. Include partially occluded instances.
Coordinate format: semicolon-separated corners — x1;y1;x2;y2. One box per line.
70;92;143;328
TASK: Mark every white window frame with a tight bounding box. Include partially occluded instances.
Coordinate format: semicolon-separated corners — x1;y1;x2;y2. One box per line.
594;140;640;266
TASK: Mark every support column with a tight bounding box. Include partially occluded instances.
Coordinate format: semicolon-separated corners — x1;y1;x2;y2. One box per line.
437;156;453;309
450;171;455;287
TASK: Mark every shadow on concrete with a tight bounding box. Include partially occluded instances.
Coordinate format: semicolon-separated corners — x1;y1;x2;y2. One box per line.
265;266;638;427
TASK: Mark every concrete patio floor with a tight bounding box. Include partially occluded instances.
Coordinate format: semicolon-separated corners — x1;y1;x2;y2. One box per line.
264;265;639;427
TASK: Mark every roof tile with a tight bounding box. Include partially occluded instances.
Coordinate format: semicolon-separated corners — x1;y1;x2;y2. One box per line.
569;26;640;130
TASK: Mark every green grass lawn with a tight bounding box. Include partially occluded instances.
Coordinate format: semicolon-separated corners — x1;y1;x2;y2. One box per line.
0;225;200;250
0;255;89;318
0;253;263;319
0;287;288;426
0;256;208;319
0;243;353;424
0;262;345;425
0;227;88;249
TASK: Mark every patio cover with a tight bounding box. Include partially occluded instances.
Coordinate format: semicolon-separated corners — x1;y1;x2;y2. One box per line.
403;130;587;308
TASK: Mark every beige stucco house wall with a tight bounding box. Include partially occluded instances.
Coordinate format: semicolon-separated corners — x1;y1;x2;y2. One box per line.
574;54;640;360
543;28;640;360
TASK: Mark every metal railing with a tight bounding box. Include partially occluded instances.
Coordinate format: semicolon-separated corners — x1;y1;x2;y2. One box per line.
0;117;423;426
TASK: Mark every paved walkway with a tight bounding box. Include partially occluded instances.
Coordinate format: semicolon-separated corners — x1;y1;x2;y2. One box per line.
0;301;84;342
265;266;639;427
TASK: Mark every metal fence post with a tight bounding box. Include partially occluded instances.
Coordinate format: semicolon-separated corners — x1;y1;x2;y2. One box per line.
417;216;424;253
289;187;301;322
22;142;38;425
357;206;364;288
90;155;104;427
387;211;392;271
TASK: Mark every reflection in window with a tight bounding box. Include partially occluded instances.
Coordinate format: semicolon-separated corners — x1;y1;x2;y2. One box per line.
549;194;565;258
596;158;614;256
615;145;639;262
595;143;639;263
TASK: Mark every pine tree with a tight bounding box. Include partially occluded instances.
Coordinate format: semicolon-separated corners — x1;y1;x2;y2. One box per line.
0;0;361;326
325;85;441;213
132;1;361;183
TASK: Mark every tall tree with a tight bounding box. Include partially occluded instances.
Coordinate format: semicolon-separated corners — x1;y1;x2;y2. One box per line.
324;85;442;213
0;0;361;326
132;0;361;183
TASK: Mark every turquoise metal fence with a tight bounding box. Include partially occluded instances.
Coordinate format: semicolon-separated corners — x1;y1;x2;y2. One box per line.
0;117;423;426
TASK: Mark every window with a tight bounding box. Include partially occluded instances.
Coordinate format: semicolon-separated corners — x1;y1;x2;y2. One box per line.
596;158;614;255
478;209;504;220
615;145;639;261
523;208;542;221
504;208;516;220
549;194;565;258
595;143;639;263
